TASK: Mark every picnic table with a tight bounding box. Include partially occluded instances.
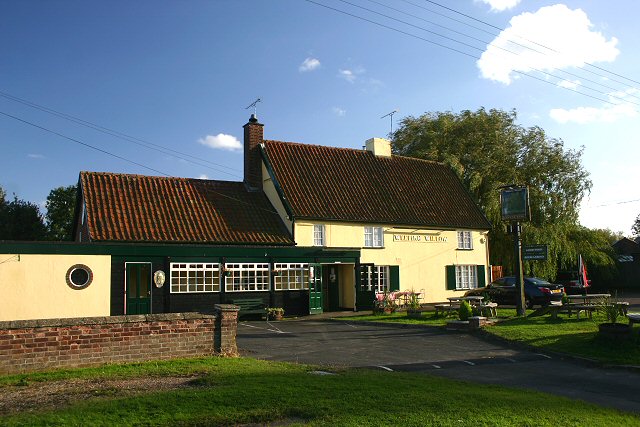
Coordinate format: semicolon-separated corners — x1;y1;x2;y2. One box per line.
435;295;498;316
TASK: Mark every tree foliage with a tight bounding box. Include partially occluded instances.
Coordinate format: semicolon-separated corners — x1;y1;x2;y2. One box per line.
0;189;47;241
632;214;640;237
392;108;602;280
45;185;78;241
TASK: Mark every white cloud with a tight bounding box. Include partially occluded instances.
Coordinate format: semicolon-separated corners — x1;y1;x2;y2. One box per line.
477;4;619;84
550;88;639;123
338;69;357;83
197;133;242;151
197;174;209;180
332;107;346;117
478;0;520;12
557;79;581;90
27;154;44;159
299;57;320;72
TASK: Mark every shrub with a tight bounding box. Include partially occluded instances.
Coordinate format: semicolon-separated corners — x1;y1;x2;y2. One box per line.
458;300;473;321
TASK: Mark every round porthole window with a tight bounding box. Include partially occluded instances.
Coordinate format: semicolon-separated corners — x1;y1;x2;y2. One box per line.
66;264;93;290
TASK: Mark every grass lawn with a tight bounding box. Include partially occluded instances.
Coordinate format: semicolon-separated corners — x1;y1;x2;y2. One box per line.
485;312;640;365
1;357;639;426
336;310;640;366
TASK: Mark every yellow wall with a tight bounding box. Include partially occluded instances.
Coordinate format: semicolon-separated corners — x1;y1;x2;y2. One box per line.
295;221;489;303
261;162;293;233
0;254;111;321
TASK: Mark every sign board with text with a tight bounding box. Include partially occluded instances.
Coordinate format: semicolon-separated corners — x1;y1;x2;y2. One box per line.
522;244;548;261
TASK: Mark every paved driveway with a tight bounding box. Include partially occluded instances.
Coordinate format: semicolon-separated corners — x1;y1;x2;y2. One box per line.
238;319;640;414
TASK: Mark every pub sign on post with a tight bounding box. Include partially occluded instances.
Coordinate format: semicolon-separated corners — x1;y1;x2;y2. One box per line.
522;244;548;261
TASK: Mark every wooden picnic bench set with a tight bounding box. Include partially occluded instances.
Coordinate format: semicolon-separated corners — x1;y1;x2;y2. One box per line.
434;296;498;317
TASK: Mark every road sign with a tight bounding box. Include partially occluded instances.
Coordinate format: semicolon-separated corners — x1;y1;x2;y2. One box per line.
523;244;548;261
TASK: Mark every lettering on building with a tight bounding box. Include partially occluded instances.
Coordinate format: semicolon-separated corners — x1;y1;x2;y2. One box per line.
392;234;448;243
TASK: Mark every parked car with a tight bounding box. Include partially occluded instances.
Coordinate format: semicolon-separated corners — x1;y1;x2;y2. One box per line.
463;276;564;309
555;270;591;295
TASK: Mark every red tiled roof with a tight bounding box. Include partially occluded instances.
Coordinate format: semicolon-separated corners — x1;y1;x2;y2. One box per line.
263;140;491;230
79;172;293;245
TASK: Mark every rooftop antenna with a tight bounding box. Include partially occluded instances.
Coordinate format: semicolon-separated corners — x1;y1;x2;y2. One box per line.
245;98;262;118
380;109;398;135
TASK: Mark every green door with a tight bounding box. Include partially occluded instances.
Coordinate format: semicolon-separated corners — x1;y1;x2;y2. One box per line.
126;263;151;314
356;264;375;310
309;264;323;314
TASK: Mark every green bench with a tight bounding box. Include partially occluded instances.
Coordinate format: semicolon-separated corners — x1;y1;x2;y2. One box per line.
230;298;267;319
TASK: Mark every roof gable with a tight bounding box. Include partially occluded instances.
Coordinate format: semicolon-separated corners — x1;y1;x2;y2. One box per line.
262;140;490;229
79;172;292;245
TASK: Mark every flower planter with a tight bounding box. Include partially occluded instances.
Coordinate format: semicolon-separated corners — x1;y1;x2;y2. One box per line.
268;313;283;321
598;322;631;341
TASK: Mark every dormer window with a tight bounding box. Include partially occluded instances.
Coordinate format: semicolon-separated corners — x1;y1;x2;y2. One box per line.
364;226;384;248
313;224;325;246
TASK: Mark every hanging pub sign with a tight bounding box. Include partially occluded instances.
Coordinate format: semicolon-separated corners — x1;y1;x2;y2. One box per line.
522;244;548;261
500;186;530;221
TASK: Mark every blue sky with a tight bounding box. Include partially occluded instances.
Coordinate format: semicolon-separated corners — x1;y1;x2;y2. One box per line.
1;0;639;235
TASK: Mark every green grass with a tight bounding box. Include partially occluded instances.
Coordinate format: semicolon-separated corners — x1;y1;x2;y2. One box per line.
1;357;639;426
485;312;640;365
336;309;640;366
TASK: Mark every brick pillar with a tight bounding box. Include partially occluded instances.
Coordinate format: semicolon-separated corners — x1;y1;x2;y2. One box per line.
214;304;240;356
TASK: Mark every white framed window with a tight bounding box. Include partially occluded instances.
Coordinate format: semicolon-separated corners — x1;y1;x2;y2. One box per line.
457;231;473;250
364;226;384;248
455;265;478;290
274;263;310;290
170;263;220;293
224;263;270;292
361;264;390;293
313;224;325;246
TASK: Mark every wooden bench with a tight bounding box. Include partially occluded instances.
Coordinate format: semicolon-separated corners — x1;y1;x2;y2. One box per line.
230;298;266;319
435;303;459;317
628;313;640;327
479;302;498;317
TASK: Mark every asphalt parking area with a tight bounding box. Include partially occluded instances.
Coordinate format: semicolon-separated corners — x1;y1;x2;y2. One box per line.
237;319;640;414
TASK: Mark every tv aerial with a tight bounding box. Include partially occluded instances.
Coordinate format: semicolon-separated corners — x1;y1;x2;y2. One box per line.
381;109;398;135
245;98;262;117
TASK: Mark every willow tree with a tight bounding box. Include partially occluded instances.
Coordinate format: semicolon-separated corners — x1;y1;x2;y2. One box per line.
391;108;593;279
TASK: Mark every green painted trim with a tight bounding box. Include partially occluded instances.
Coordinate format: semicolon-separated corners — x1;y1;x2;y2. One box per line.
292;216;490;232
260;144;295;221
0;241;359;261
477;265;486;288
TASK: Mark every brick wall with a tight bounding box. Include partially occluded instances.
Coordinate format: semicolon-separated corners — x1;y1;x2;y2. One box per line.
0;305;239;375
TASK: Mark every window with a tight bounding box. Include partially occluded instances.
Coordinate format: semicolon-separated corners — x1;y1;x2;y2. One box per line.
313;224;325;246
225;263;270;292
274;263;309;290
66;264;93;290
170;263;220;293
457;231;473;250
361;264;390;293
364;226;384;247
455;265;478;290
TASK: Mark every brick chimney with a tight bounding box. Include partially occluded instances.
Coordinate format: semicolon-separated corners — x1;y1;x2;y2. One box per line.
243;114;264;190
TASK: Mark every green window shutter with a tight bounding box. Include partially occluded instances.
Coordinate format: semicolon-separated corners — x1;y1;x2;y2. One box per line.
446;265;457;290
477;265;486;288
389;266;400;291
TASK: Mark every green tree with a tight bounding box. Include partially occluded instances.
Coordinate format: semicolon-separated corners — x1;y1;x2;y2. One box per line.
632;214;640;237
45;185;78;241
0;195;47;241
392;108;593;279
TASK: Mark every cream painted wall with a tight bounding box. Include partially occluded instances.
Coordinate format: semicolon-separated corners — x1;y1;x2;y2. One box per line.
0;254;111;321
261;162;293;233
295;221;489;303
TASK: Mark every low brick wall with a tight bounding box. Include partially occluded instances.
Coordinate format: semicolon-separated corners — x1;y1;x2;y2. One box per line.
0;304;239;375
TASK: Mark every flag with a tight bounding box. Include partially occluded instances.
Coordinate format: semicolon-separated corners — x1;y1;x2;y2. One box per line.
578;255;589;289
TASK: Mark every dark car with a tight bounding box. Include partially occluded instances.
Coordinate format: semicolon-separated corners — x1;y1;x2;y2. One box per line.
464;276;564;308
556;271;591;295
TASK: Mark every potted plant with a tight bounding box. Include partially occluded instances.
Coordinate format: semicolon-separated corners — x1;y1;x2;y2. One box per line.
595;295;630;340
406;290;422;319
266;307;284;321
